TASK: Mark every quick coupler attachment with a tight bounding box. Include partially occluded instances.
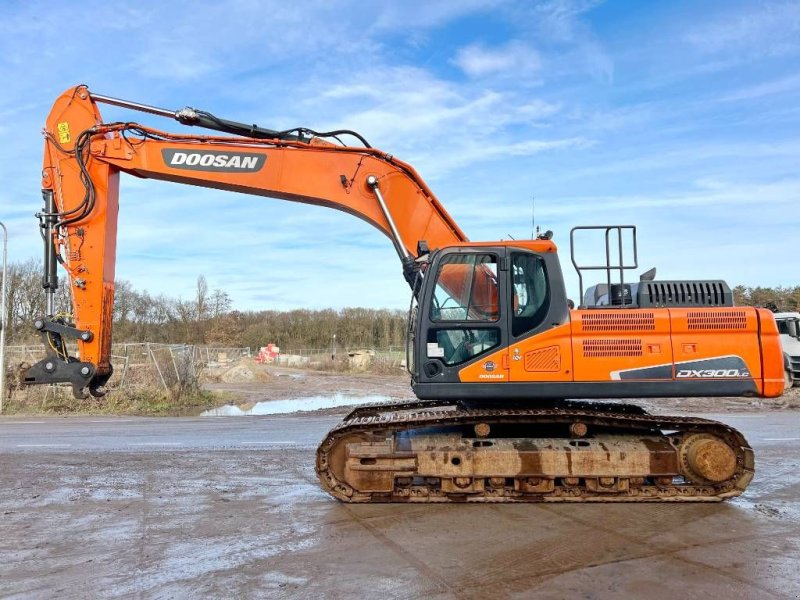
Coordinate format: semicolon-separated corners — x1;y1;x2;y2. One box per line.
23;357;97;399
21;317;106;399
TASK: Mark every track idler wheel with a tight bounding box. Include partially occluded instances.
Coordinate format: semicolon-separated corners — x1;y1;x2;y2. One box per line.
678;434;737;484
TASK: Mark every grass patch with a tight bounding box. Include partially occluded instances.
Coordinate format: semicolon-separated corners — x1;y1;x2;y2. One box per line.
1;385;233;416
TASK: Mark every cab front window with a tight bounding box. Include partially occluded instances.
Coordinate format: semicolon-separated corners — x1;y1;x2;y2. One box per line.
431;253;499;322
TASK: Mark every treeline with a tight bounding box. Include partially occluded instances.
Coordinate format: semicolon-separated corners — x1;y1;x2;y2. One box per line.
2;259;407;350
732;285;800;312
4;259;796;350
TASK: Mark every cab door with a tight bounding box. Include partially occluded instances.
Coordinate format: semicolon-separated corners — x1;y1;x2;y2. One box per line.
415;247;510;386
506;249;573;383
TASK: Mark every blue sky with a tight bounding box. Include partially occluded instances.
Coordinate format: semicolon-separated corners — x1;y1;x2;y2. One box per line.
1;0;798;310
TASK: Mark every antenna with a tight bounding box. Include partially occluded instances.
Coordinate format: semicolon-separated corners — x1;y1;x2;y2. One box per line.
531;195;542;238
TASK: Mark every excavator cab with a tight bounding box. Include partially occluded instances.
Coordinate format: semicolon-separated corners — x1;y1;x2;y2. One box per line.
411;242;570;397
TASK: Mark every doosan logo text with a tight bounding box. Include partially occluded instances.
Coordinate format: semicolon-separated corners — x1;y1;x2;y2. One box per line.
161;149;266;173
171;152;259;169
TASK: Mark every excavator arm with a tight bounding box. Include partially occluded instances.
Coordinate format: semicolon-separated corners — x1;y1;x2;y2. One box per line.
26;85;468;397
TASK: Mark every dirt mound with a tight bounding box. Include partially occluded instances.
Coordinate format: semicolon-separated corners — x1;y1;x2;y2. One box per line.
216;359;271;383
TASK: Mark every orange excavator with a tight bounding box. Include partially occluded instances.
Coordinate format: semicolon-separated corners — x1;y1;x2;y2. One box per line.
24;85;784;502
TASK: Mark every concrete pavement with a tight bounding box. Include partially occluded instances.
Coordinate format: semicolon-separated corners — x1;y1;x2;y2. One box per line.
1;411;798;599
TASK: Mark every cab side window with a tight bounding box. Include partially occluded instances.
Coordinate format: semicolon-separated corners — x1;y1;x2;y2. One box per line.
511;253;549;337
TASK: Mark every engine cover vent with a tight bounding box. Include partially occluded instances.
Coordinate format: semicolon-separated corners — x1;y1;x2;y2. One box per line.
687;310;747;330
524;346;561;372
638;280;733;308
581;312;656;332
583;339;643;358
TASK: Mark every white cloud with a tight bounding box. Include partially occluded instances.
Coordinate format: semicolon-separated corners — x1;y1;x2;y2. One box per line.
461;177;800;224
531;0;605;42
525;0;613;82
371;0;500;31
684;2;800;57
718;73;800;103
412;136;593;177
554;139;800;184
132;39;222;82
453;41;541;78
300;66;568;179
517;99;562;119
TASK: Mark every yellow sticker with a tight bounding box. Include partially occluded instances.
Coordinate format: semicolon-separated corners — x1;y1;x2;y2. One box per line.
57;121;71;144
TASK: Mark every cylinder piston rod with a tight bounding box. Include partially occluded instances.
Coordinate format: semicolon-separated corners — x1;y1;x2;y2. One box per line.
89;92;176;119
366;175;410;261
89;91;288;140
40;189;58;316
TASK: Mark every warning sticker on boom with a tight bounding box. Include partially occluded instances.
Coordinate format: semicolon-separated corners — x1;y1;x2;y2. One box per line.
57;122;71;144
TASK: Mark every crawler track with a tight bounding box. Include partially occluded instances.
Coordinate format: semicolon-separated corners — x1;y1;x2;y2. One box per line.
315;401;754;503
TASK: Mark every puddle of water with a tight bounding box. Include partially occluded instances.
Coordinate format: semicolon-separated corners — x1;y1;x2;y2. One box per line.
202;393;393;416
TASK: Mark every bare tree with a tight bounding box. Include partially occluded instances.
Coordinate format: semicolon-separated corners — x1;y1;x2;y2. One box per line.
210;288;232;319
196;275;208;322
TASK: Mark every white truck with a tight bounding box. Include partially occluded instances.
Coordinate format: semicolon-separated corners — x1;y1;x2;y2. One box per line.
775;312;800;388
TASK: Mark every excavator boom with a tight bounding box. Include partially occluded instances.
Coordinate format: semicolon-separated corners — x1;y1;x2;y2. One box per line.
28;85;466;395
